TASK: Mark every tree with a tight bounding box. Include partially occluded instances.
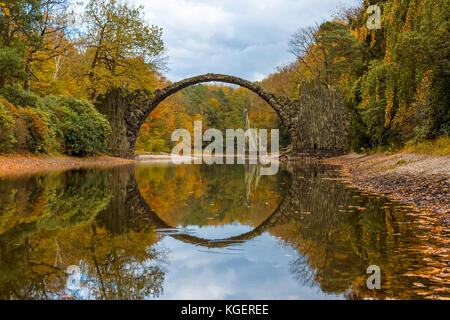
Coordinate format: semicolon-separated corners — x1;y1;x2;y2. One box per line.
0;0;71;89
82;0;166;98
289;21;364;89
348;0;450;149
21;0;71;90
288;24;323;81
0;0;38;87
0;98;16;152
0;46;26;87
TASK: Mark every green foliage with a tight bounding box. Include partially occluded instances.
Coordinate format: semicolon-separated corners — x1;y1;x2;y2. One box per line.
286;0;449;152
0;84;43;108
345;90;371;152
0;99;16;152
404;135;450;156
0;86;111;155
18;107;57;153
84;0;166;96
0;0;173;157
136;134;170;153
182;85;243;130
341;0;450;151
0;46;26;87
45;96;111;156
0;86;58;153
318;21;366;86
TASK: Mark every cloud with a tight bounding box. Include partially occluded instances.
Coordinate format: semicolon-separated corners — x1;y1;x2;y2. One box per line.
150;232;341;299
136;0;360;81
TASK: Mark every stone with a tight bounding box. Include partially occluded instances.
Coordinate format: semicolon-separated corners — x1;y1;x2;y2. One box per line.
95;73;349;158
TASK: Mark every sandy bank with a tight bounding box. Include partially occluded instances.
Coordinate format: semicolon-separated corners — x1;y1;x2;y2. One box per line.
323;152;449;216
0;154;136;178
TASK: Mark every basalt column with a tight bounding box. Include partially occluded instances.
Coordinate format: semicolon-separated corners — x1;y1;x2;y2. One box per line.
95;88;131;158
95;88;151;158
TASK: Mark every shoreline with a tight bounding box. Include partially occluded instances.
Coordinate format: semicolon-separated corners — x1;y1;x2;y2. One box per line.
321;152;449;217
1;152;448;218
0;154;136;178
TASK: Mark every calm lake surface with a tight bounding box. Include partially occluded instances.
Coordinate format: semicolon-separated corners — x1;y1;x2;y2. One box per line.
0;160;448;300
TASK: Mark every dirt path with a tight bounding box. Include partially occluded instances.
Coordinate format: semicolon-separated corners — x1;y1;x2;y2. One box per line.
0;154;136;178
323;152;449;216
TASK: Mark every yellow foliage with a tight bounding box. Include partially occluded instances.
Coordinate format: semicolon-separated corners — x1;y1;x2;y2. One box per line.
404;136;450;156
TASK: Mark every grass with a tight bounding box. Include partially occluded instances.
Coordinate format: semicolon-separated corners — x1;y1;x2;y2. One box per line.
403;136;450;156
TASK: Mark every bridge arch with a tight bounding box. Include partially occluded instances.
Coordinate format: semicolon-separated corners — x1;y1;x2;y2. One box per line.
116;73;295;157
150;73;284;118
97;72;350;158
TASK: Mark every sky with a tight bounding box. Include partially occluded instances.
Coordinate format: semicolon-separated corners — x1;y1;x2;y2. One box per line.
134;0;361;82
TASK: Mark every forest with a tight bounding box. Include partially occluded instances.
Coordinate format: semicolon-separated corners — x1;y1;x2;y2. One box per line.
0;0;448;156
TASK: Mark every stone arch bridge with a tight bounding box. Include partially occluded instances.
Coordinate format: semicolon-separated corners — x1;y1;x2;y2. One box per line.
96;73;348;158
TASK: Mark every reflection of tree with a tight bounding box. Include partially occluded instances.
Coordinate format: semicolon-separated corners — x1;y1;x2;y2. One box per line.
270;161;449;300
0;167;167;299
289;254;319;290
42;170;112;230
0;170;111;242
136;164;284;228
75;224;167;300
0;169;112;299
1;163;447;300
244;163;261;207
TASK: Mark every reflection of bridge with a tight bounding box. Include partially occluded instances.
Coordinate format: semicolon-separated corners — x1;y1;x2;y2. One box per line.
103;165;297;248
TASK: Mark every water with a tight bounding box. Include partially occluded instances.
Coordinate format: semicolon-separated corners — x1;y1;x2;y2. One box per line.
0;161;448;300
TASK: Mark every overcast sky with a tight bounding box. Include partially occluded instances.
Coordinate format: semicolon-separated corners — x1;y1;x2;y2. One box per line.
133;0;361;82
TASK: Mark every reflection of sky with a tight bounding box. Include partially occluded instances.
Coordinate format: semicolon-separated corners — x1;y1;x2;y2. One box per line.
149;226;344;300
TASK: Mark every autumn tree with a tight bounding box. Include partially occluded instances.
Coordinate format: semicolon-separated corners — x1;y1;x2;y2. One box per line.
82;0;166;98
289;21;364;89
0;0;39;87
347;0;450;150
0;0;72;89
22;0;71;90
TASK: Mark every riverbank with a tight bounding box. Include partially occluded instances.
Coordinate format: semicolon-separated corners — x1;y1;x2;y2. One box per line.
2;151;449;217
0;154;136;178
323;152;449;216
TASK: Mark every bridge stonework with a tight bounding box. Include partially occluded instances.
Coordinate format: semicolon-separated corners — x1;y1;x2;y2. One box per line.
96;73;348;158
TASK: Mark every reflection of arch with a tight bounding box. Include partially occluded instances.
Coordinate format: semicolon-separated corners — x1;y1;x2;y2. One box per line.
122;169;294;248
124;73;296;156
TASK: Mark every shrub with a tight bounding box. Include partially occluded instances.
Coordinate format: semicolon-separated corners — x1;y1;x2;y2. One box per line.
0;84;42;109
0;86;58;153
0;99;16;153
404;136;450;156
17;107;58;154
0;86;111;156
44;96;111;156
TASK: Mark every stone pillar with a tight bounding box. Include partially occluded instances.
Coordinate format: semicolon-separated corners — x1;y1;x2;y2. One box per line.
95;88;134;158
